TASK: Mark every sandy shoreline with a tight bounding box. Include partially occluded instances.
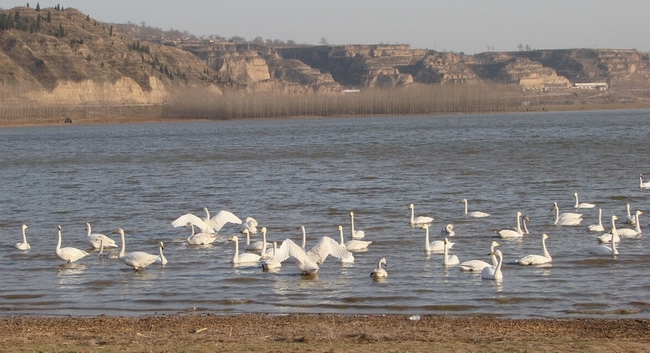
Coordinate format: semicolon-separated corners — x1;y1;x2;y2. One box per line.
1;313;649;352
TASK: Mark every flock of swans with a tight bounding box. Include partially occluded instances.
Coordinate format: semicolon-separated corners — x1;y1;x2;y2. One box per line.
9;178;648;284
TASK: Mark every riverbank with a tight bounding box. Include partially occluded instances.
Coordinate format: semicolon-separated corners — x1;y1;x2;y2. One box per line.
1;314;649;352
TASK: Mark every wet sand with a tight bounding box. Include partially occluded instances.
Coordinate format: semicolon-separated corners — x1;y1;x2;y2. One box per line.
2;314;649;352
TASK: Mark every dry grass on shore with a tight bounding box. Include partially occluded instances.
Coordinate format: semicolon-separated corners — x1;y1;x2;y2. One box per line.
1;314;650;352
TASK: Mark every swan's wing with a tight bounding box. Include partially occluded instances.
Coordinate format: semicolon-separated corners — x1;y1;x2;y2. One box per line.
308;236;352;264
208;210;243;232
172;214;214;233
268;238;301;264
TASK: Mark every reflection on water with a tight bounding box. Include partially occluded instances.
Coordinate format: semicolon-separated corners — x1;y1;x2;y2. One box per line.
0;110;650;318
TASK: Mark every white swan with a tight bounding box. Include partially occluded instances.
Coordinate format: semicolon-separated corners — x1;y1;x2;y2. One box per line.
244;228;265;251
574;192;596;209
588;229;619;256
185;222;217;245
640;174;650;189
370;258;388;279
338;225;371;251
349;211;365;239
497;211;524;238
230;235;261;264
442;237;459;267
596;216;620;243
516;234;552;265
481;249;503;281
458;241;500;272
409;204;434;226
587;208;605;232
552;203;582;226
84;223;117;249
421;224;453;253
172;207;242;234
15;224;30;250
460;199;490;218
268;236;353;274
617;210;643;237
241;217;258;234
258;228;275;258
113;228;163;270
441;224;455;237
55;225;89;263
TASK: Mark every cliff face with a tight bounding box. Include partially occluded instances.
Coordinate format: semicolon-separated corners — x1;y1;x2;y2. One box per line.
0;6;220;105
1;5;650;108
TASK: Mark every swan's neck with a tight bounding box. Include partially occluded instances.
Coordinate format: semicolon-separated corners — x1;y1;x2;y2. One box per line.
627;204;632;218
233;238;239;262
159;245;166;264
119;231;126;258
424;228;430;251
635;214;642;232
496;252;503;271
86;224;91;237
522;218;529;234
22;227;27;243
245;231;251;245
542;237;551;259
611;231;618;255
463;200;468;215
301;227;306;250
443;240;449;264
554;206;560;225
574;194;579;208
350;215;355;237
339;228;345;245
56;229;62;253
261;230;267;254
410;207;415;223
597;209;603;226
204;207;210;221
515;214;522;233
99;239;104;255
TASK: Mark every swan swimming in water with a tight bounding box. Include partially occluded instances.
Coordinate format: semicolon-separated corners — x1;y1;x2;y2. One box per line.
230;235;262;265
481;249;503;281
442;237;459;267
640;174;650;189
409;204;434;226
441;224;455;237
185;222;218;245
241;217;258;234
421;224;453;253
267;236;353;274
113;228;165;270
84;223;117;249
338;225;371;251
587;209;605;232
516;234;552;265
349;211;365;239
458;241;500;272
55;225;89;263
15;224;30;250
617;210;643;237
158;242;168;266
370;258;388;279
596;215;620;243
244;228;266;251
460;199;490;218
496;212;524;238
573;192;596;209
551;202;583;226
172;207;242;234
588;223;619;256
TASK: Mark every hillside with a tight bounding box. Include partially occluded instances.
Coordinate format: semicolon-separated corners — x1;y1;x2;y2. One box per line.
1;5;650;123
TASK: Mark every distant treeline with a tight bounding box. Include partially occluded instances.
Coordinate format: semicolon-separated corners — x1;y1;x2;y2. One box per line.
162;84;523;120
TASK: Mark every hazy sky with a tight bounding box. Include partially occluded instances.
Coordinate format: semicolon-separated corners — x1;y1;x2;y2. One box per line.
2;0;648;54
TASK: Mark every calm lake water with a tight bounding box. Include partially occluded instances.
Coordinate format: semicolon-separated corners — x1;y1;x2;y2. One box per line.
1;110;650;319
